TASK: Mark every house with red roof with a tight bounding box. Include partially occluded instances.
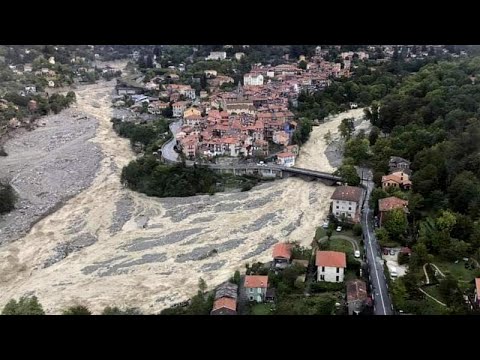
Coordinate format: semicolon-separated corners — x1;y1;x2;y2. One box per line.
244;275;269;302
276;152;295;167
316;251;347;283
272;243;292;269
378;196;409;227
211;282;238;315
381;171;412;191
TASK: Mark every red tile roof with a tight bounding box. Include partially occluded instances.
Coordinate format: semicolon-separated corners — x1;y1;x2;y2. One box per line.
331;186;363;203
212;297;237;312
272;243;292;260
378;196;409;212
316;251;347;268
244;275;268;289
277;152;295;158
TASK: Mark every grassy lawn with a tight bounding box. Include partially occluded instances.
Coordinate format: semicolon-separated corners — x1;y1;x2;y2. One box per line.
328;237;355;255
250;303;274;315
432;257;477;283
422;285;446;304
315;227;327;241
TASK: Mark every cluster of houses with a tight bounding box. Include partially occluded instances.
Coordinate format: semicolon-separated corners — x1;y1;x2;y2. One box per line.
170;48;373;162
211;242;370;315
174;83;300;164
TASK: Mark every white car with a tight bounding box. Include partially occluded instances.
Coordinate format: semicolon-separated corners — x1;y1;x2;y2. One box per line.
354;250;360;258
336;226;342;232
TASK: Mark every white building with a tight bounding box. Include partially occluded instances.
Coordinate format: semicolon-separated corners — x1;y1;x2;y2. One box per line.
180;87;196;100
330;185;363;223
244;275;268;302
235;52;245;60
48;56;55;65
316;251;346;283
172;101;189;118
243;73;264;86
206;51;227;61
276;152;295;167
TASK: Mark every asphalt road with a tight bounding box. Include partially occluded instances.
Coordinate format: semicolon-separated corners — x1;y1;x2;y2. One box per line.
161;119;182;162
361;169;393;315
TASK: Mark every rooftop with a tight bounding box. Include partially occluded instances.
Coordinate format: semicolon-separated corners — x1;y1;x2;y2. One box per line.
244;275;268;289
272;243;292;260
212;297;237;312
378;196;409;212
331;186;363;203
316;251;347;268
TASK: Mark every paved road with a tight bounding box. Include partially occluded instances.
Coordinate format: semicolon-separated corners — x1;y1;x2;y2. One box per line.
161;119;182;162
361;169;393;315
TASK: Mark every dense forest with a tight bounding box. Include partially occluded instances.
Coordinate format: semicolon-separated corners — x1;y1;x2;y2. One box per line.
364;58;480;314
121;157;221;197
111;117;170;153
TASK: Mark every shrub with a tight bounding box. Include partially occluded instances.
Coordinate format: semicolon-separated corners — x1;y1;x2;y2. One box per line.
353;224;363;236
310;281;344;293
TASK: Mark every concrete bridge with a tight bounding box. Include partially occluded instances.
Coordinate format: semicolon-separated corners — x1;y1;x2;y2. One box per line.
206;164;342;185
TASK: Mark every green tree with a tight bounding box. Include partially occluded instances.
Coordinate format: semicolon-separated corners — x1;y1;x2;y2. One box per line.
338;117;355;139
369;187;389;213
2;296;45;315
298;60;307;70
353;224;363;236
410;242;432;267
198;277;207;293
368;126;380;145
383;208;408;241
435;210;457;233
62;305;92;315
323;130;332;144
102;306;142;315
344;137;370;164
232;271;241;285
375;227;390;246
334;164;360;186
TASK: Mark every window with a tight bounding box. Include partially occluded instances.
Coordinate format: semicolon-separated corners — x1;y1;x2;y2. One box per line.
336;212;339;215
336;276;339;282
349;202;351;205
249;288;253;293
336;206;339;209
349;207;352;211
322;266;325;272
336;267;340;273
249;296;254;301
320;275;325;280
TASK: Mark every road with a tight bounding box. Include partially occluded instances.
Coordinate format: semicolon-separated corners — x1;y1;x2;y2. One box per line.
361;169;393;315
161;119;182;162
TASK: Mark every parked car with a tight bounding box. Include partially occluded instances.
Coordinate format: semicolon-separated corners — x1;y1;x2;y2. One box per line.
354;250;360;258
322;221;329;229
336;226;342;232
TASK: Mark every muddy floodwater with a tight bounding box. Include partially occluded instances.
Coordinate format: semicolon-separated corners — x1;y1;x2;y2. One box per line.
0;64;367;313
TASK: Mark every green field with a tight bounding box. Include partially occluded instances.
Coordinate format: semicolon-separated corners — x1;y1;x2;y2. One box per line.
250;303;274;315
